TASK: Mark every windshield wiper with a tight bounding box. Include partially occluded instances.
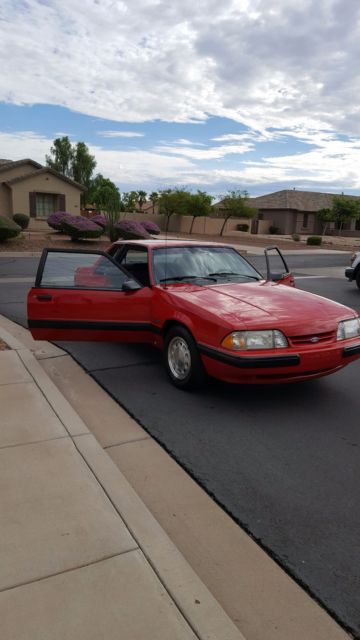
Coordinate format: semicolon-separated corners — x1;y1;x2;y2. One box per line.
208;272;260;280
160;275;217;283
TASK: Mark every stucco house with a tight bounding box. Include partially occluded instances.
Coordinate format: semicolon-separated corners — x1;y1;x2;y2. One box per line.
250;189;360;236
0;158;85;227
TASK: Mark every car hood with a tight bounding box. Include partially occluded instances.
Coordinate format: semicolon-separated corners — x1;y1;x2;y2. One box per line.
168;281;356;333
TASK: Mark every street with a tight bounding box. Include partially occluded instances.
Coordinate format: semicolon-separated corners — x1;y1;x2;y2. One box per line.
1;250;360;638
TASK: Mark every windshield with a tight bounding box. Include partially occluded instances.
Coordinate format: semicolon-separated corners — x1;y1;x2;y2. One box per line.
152;246;261;285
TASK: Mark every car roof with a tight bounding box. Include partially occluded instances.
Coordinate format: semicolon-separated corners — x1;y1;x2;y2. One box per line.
112;238;231;249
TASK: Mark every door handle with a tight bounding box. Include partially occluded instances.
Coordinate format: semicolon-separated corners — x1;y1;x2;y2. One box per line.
36;294;53;301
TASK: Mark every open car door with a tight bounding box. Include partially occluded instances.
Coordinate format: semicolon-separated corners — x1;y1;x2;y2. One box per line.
264;246;295;287
27;249;154;343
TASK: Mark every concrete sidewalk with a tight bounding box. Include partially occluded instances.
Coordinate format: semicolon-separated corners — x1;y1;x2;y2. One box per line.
0;316;350;640
0;322;243;640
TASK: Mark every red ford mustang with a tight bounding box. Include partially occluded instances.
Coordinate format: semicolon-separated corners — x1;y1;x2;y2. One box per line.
27;239;360;389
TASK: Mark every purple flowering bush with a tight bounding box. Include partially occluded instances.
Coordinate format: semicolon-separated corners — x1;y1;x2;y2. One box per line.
115;219;151;240
141;220;161;235
60;215;104;241
90;214;107;230
47;211;71;231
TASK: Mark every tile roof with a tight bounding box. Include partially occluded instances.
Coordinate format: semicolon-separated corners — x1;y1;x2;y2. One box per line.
0;158;43;173
250;189;360;212
4;167;86;191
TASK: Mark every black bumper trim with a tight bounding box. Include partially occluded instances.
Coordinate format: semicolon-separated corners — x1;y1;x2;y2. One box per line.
343;344;360;357
198;344;300;369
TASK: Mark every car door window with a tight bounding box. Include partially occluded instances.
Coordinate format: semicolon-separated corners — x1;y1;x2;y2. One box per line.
39;251;129;290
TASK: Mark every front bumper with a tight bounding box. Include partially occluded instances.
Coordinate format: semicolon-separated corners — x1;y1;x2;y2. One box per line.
345;267;355;281
199;339;360;384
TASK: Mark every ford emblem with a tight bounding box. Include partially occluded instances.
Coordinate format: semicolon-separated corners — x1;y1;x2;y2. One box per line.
310;336;320;343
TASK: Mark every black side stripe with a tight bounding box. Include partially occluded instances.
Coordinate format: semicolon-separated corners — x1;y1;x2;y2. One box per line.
198;344;300;368
28;319;161;334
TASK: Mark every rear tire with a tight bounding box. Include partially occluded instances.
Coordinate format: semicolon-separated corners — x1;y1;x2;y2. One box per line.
164;326;206;390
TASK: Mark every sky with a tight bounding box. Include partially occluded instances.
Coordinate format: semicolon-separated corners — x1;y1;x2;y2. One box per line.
1;0;360;198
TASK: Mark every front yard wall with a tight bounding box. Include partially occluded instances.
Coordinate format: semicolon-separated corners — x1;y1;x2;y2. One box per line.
123;212;253;236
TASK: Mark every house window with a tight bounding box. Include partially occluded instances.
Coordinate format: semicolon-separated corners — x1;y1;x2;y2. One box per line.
303;213;309;228
35;193;58;218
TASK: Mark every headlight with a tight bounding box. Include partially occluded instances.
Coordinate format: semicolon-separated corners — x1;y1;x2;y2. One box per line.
337;317;360;340
350;252;357;264
221;330;288;351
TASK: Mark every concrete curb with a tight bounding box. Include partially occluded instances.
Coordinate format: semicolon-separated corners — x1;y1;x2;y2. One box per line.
0;321;245;640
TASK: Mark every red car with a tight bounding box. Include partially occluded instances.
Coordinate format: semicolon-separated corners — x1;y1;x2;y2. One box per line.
27;240;360;389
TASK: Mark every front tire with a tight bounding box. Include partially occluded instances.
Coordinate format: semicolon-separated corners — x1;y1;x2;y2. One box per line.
164;326;206;389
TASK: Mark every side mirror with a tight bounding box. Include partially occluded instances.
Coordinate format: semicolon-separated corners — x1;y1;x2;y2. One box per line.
122;278;142;291
264;247;295;287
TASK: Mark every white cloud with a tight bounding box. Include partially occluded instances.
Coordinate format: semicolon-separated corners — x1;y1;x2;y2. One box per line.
173;138;205;146
1;0;360;139
155;142;254;159
98;130;144;138
2;127;360;194
0;130;196;188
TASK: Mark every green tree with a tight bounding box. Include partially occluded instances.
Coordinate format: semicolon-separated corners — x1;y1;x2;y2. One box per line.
332;195;360;234
122;191;138;213
217;190;256;235
72;142;96;189
46;137;97;205
158;188;191;231
188;191;213;233
317;208;336;236
46;136;73;177
87;174;121;209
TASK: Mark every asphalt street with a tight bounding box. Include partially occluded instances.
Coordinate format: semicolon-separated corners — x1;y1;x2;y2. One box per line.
1;251;360;638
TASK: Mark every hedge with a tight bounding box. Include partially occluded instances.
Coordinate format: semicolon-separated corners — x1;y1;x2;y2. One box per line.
141;220;161;235
115;219;151;240
90;214;107;229
306;236;322;246
13;213;30;229
0;216;22;242
60;216;104;241
47;211;72;231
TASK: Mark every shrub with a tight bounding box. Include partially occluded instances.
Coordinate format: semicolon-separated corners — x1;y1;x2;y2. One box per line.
90;214;107;230
292;233;301;241
236;223;249;232
141;220;161;235
13;213;30;229
60;215;104;241
306;235;322;246
115;219;151;240
0;216;21;242
47;211;71;231
269;225;280;234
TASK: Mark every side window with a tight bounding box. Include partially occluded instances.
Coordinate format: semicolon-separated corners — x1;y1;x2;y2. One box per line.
39;251;128;290
121;248;148;265
119;247;150;286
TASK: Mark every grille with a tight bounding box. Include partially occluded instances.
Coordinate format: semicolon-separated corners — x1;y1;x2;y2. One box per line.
289;330;335;346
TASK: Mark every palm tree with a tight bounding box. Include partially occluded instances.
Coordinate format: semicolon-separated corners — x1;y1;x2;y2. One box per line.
137;190;147;211
149;191;159;214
